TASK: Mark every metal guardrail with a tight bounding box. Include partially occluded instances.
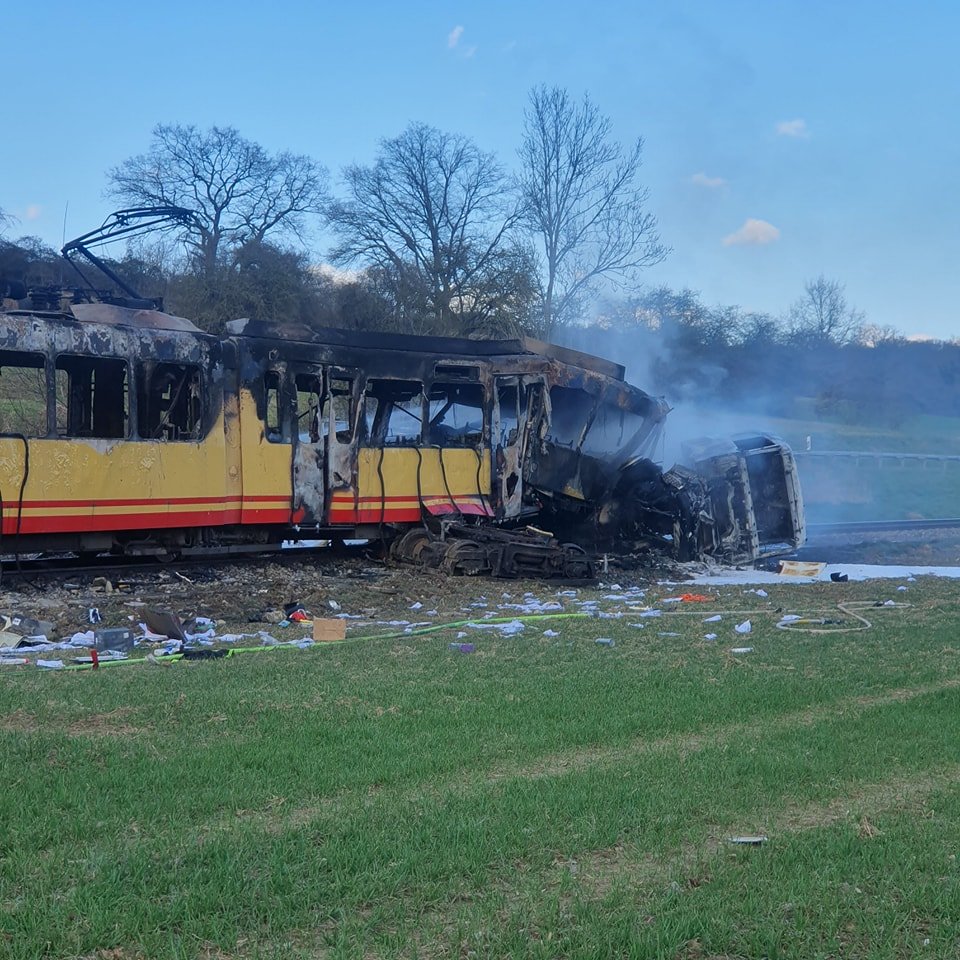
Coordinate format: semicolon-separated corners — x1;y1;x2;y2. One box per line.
796;451;960;463
807;518;960;536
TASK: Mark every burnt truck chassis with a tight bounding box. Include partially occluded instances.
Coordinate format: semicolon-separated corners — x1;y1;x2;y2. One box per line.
390;438;805;578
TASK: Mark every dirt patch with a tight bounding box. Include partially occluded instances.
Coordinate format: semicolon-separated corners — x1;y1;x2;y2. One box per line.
1;707;145;738
767;764;960;834
66;708;145;737
0;708;39;733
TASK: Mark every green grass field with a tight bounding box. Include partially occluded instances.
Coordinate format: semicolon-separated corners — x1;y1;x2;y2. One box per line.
3;577;960;959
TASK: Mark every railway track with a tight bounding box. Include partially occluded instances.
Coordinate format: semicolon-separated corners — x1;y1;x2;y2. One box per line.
0;542;371;580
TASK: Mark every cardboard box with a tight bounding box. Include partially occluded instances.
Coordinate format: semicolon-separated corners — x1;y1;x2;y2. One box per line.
312;618;346;643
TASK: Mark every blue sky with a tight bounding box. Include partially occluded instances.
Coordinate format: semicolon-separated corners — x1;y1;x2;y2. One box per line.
5;0;959;338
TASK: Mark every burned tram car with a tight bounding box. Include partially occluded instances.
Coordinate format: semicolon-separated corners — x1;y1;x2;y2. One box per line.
0;303;804;575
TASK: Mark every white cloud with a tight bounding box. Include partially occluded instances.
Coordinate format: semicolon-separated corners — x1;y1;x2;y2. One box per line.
722;218;780;247
25;204;41;221
776;118;809;138
448;25;464;48
691;172;726;188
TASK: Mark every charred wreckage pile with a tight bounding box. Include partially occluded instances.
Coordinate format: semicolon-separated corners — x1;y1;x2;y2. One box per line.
0;209;805;579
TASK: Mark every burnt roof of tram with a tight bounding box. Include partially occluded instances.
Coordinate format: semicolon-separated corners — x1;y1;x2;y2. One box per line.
223;318;627;381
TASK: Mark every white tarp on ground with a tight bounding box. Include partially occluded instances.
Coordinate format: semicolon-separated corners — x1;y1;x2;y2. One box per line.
680;564;960;586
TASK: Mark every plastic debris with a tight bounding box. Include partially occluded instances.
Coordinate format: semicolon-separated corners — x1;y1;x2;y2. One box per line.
498;599;563;613
543;629;559;637
467;619;525;636
735;620;752;634
595;637;615;647
731;647;753;654
704;633;718;641
703;615;722;623
36;659;65;670
727;835;767;845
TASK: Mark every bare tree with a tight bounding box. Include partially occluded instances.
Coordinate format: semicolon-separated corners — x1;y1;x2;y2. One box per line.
518;86;667;336
0;208;17;235
325;122;522;335
107;124;328;278
787;275;865;345
858;322;903;347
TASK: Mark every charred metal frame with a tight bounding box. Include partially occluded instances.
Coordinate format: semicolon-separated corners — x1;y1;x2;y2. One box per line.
0;303;804;570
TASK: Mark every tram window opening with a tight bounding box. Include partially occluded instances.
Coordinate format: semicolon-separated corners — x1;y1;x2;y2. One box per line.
55;355;129;439
295;374;323;443
137;362;202;441
324;377;355;442
363;379;423;446
0;351;47;437
581;402;647;458
546;386;594;449
496;383;519;446
428;382;484;447
263;372;282;442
